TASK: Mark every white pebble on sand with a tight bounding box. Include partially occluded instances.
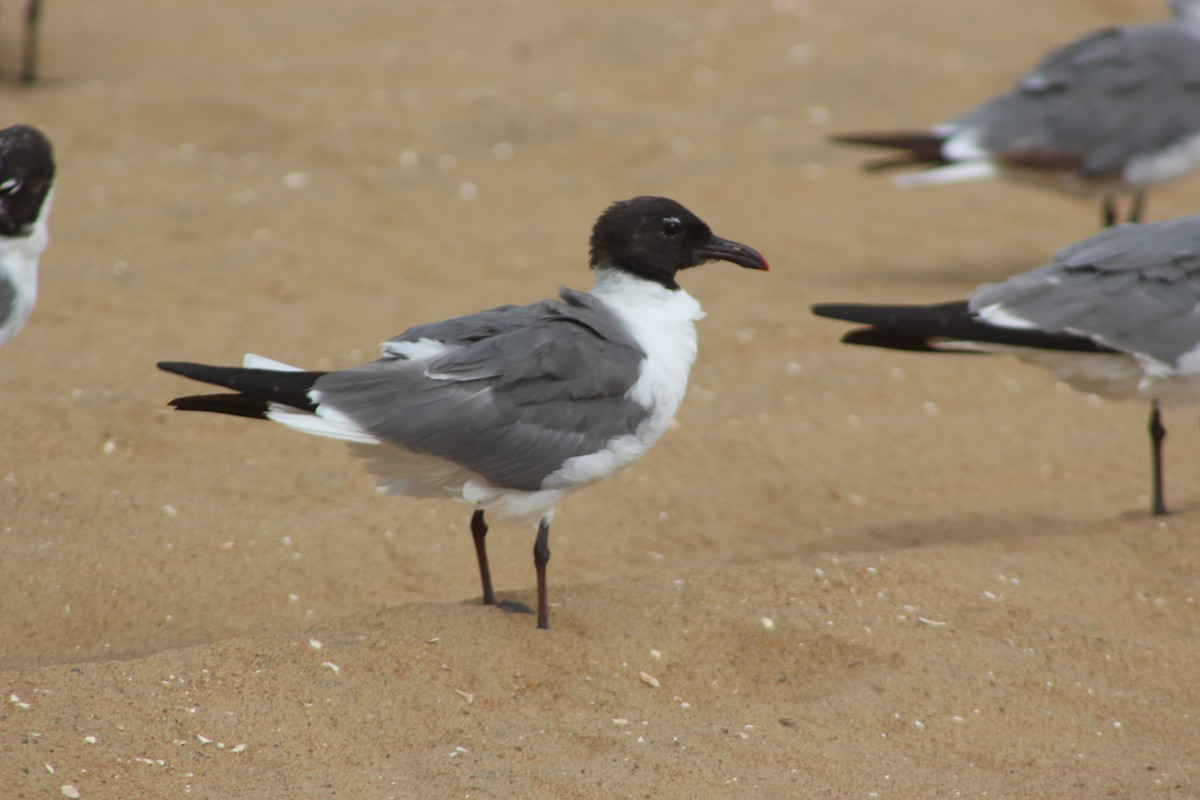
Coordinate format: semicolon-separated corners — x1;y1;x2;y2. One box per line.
281;171;309;190
787;43;816;65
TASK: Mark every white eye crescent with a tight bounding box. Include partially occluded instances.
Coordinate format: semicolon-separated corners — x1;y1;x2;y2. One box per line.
0;178;20;193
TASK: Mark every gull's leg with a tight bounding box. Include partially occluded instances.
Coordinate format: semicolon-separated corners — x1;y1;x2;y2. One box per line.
1128;191;1146;224
1101;196;1117;228
533;517;551;630
19;0;43;84
470;509;496;606
1149;401;1168;516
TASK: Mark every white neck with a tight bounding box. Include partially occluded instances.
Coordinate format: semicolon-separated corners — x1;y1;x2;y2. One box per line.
0;187;53;346
588;265;705;323
588;265;705;436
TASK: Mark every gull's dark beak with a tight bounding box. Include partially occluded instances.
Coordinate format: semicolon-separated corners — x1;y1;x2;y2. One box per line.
697;235;770;271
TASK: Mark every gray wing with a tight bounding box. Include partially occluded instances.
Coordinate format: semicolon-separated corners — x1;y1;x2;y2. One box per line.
969;215;1200;364
383;303;526;349
958;23;1200;175
313;289;649;491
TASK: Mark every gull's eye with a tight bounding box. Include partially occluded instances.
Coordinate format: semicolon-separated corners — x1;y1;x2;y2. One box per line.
0;178;20;194
661;216;683;237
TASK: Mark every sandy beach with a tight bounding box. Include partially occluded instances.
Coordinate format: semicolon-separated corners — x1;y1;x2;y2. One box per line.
3;0;1199;796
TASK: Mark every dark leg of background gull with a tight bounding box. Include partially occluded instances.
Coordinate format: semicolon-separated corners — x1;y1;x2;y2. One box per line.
1149;401;1168;516
533;518;551;630
1103;193;1147;227
19;0;42;84
1128;192;1146;224
470;509;497;606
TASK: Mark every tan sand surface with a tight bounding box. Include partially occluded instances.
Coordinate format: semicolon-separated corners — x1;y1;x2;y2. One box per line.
3;0;1199;796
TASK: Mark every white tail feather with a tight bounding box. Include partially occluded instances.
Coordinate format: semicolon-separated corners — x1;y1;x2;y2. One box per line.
243;353;303;371
894;161;1000;188
264;403;381;445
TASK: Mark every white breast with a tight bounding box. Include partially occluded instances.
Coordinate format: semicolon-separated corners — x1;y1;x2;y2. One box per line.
1123;130;1200;189
543;268;704;491
0;189;52;347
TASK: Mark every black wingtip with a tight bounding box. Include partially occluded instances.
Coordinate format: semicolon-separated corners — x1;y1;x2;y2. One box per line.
157;360;325;413
168;392;272;419
829;130;949;170
810;302;952;326
840;327;959;353
158;361;236;384
158;360;199;376
812;301;1117;354
811;302;858;322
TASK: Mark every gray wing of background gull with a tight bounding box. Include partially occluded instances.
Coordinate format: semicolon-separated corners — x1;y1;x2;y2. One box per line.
959;21;1200;175
312;288;649;491
970;215;1200;365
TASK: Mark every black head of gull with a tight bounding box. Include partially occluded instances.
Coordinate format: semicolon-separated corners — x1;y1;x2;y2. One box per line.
158;196;769;629
589;196;768;290
0;124;54;238
0;123;55;349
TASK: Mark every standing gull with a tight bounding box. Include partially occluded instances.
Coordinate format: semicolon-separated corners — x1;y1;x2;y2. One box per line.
831;1;1200;227
0;123;55;350
158;196;768;629
812;214;1200;516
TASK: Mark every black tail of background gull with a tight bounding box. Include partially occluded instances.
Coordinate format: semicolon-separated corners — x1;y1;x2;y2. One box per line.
157;361;325;419
811;302;1117;354
828;130;950;171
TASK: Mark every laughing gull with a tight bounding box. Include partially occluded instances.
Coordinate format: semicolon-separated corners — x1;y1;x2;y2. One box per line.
812;213;1200;516
0;123;55;350
158;196;768;629
831;1;1200;227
